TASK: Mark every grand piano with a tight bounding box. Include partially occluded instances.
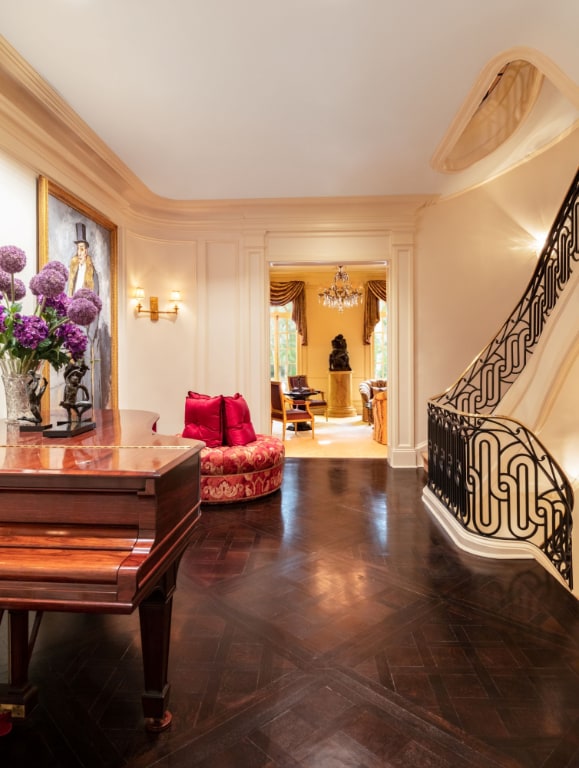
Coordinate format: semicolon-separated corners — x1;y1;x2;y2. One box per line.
0;409;203;732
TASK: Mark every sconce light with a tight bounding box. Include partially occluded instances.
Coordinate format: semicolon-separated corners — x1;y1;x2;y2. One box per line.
134;287;181;321
533;233;547;258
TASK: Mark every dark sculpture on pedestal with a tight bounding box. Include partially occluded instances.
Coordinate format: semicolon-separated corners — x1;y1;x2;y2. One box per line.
329;334;351;371
60;361;93;423
19;369;51;432
44;360;96;438
27;370;47;424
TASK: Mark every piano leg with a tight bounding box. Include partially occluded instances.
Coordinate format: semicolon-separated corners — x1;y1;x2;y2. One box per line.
0;610;39;718
138;563;179;732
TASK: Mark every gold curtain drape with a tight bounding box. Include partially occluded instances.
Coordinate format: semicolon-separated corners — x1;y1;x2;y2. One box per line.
363;280;387;344
270;281;308;345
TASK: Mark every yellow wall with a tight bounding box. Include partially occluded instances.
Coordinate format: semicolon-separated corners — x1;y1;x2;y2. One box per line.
272;267;386;411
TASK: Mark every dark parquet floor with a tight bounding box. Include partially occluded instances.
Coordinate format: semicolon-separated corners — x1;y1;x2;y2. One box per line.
2;458;579;767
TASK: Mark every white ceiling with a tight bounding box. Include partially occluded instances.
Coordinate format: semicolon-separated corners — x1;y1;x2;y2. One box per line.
0;0;578;202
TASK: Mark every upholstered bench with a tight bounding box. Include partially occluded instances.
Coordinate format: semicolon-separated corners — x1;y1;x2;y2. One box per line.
181;391;285;504
199;434;284;503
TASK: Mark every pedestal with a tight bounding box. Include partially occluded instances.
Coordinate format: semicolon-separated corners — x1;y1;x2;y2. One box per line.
327;371;357;418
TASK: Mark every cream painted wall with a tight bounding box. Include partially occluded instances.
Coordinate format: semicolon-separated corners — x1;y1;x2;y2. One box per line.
122;231;270;436
122;232;197;434
0;155;37;265
191;236;269;430
415;127;579;448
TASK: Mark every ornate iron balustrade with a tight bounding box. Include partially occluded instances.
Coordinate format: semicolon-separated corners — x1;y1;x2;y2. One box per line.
427;168;578;588
427;403;573;586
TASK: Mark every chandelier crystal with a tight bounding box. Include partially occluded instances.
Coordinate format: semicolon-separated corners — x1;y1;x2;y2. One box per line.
318;266;363;312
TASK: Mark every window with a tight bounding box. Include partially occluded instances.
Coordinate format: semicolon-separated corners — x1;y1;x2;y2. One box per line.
270;303;298;383
372;300;388;379
432;59;543;172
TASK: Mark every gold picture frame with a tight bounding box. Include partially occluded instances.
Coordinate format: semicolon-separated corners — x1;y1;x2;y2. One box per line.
37;176;118;411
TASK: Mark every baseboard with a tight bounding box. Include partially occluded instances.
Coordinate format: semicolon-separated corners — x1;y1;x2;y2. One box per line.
389;447;422;468
422;486;570;592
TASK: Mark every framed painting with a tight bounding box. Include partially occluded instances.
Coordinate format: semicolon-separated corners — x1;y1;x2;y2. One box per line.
37;177;118;411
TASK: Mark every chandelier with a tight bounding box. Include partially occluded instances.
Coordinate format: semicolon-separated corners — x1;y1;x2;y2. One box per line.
318;266;363;312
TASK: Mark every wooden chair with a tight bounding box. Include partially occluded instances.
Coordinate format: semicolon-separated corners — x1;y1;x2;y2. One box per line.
270;381;315;440
287;375;328;421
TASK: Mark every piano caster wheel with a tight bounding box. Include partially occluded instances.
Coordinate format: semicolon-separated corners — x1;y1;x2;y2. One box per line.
145;710;173;732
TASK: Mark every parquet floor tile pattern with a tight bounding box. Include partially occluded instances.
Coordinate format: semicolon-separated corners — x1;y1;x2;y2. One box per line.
2;458;579;767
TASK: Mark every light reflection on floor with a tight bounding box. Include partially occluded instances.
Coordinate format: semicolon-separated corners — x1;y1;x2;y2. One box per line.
274;415;387;459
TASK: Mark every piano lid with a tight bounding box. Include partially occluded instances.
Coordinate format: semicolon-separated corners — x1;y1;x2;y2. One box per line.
0;409;204;476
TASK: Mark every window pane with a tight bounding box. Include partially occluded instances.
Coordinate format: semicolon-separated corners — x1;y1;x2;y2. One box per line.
373;300;388;379
270;303;298;382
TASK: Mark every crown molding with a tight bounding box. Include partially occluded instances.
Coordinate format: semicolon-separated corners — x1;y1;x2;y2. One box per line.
0;36;435;234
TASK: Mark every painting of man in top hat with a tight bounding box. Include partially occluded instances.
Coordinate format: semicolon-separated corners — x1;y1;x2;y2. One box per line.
68;222;99;295
67;221;104;405
38;177;118;412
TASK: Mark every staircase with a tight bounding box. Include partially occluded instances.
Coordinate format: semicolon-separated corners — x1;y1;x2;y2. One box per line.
423;168;579;592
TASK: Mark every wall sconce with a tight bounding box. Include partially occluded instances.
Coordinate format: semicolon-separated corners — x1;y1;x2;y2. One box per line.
533;233;547;258
134;287;181;321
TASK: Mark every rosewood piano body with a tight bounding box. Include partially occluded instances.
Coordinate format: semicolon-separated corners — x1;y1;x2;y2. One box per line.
0;409;203;731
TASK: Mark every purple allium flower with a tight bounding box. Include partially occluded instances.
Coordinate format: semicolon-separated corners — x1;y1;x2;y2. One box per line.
67;297;99;326
32;266;67;297
0;244;101;372
56;322;88;359
0;245;26;274
43;292;70;317
29;274;42;297
43;260;69;280
12;278;26;301
0;270;12;293
72;288;102;313
13;315;49;349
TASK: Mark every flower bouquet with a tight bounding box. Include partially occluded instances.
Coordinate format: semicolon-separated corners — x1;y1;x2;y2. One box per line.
0;244;101;427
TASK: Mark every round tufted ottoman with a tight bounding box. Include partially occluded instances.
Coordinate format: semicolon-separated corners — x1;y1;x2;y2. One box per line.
200;434;285;503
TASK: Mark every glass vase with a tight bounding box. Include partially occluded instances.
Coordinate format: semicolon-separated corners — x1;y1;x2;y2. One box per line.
1;371;35;423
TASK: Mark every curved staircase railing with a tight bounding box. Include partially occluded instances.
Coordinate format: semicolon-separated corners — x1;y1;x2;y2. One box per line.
427;167;578;588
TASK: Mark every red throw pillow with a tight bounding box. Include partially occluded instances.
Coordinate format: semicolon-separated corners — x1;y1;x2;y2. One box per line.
223;393;257;446
182;392;223;447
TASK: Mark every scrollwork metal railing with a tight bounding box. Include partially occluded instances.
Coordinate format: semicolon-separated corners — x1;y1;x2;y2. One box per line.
427;403;573;585
427;168;578;588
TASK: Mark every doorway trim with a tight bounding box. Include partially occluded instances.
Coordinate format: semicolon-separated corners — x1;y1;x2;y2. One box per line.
264;230;417;468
